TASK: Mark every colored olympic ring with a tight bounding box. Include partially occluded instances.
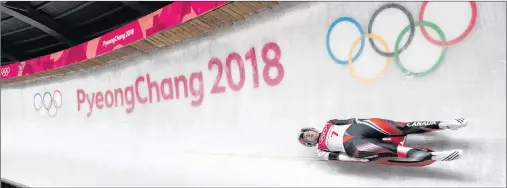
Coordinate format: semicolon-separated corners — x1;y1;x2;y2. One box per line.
326;17;365;65
368;3;415;57
395;21;447;77
326;2;478;82
34;90;62;117
1;67;10;77
348;34;390;84
419;2;478;46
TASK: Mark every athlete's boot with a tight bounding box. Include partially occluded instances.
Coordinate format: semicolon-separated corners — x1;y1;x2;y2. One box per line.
431;149;463;161
439;117;468;130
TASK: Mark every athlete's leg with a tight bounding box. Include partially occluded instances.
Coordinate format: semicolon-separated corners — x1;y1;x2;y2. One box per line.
344;137;463;162
352;117;467;137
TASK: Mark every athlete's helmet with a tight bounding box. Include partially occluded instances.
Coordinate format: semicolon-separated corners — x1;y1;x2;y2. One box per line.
298;127;320;147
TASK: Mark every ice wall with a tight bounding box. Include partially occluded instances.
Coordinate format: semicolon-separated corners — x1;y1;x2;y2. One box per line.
2;2;506;187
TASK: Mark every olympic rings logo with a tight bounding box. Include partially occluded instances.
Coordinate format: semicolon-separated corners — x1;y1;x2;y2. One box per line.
34;90;63;117
325;2;478;83
1;67;10;77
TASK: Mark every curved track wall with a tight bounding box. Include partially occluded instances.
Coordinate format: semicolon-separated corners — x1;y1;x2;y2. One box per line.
1;2;506;186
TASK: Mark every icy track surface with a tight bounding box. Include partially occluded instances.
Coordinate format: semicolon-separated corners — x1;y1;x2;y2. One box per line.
1;2;506;187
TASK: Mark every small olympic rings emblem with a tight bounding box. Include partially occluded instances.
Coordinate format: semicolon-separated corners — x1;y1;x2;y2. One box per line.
1;67;10;77
326;2;478;83
34;90;63;117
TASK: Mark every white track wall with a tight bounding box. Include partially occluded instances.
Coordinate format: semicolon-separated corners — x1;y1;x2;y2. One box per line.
1;2;506;187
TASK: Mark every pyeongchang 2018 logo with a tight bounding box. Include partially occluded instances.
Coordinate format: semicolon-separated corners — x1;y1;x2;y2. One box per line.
34;90;63;117
325;2;478;84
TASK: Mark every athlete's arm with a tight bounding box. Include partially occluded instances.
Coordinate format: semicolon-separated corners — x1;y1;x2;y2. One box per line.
373;118;442;129
315;150;369;162
315;150;338;160
327;118;357;125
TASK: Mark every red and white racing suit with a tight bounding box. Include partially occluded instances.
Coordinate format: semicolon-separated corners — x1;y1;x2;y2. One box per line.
315;118;443;162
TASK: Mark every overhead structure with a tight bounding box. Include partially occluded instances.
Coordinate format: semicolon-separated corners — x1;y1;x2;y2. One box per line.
121;1;151;16
1;2;81;46
1;1;172;66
